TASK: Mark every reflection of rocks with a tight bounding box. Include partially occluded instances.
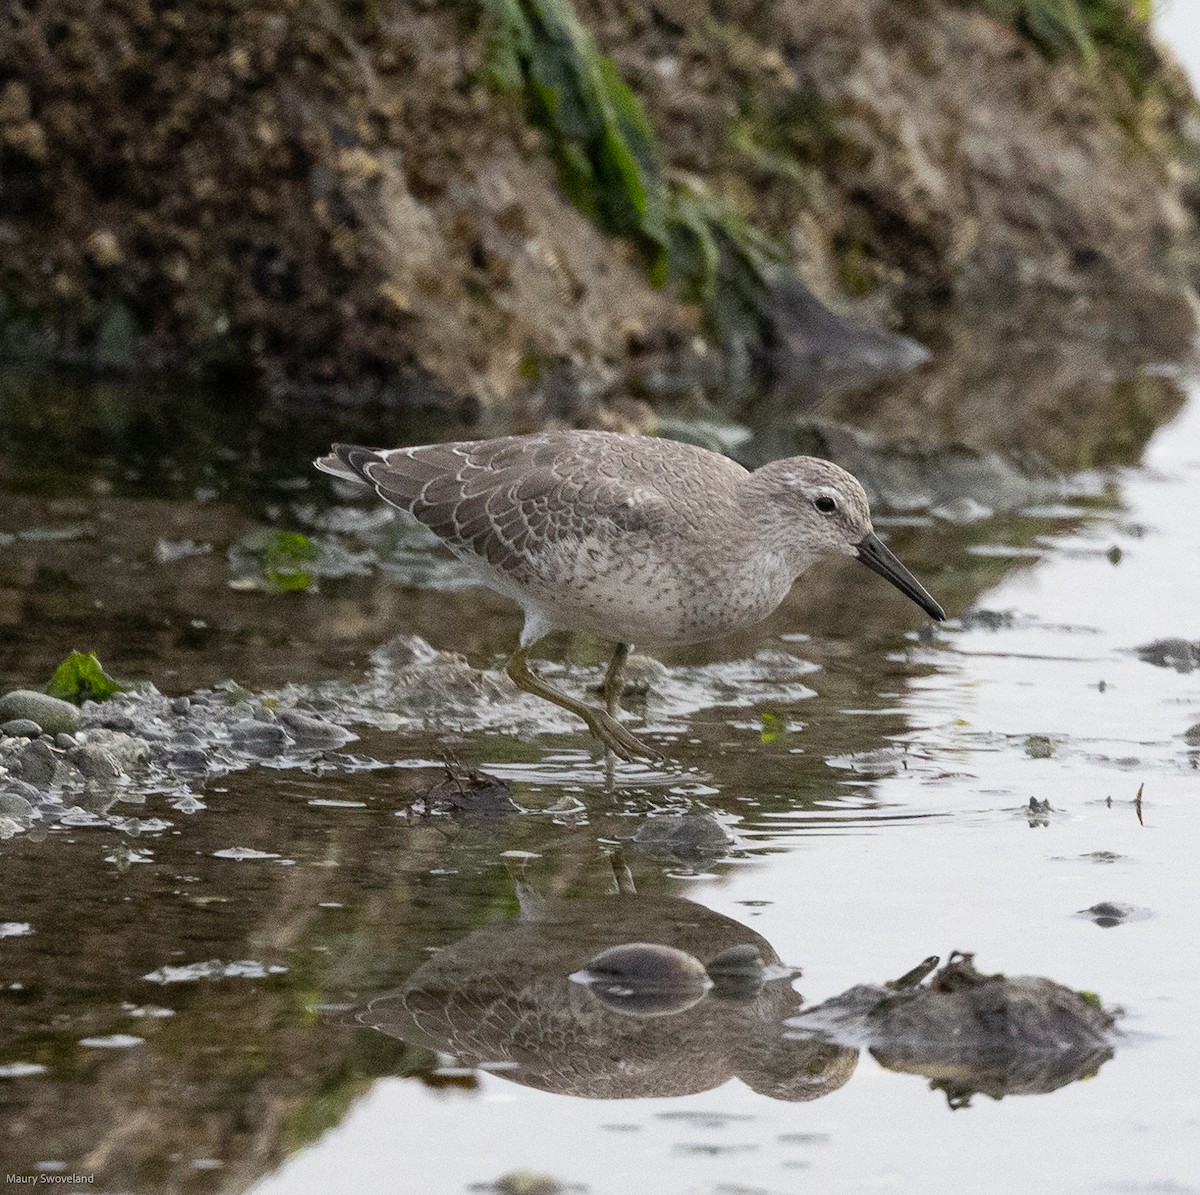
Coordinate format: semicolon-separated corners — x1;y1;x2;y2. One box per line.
1135;638;1200;674
761;273;931;407
740;334;1188;497
1075;902;1153;929
351;888;856;1102
789;952;1115;1108
349;882;1120;1110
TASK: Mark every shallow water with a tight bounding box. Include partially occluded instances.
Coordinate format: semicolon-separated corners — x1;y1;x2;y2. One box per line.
2;344;1199;1193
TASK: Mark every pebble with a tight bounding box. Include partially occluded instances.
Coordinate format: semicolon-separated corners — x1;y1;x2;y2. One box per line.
55;733;79;750
0;690;81;736
171;696;191;716
1;719;43;739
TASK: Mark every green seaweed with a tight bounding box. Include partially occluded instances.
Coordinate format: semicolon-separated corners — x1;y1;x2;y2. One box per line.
45;650;125;704
976;0;1158;95
483;0;671;270
262;530;318;593
481;0;791;344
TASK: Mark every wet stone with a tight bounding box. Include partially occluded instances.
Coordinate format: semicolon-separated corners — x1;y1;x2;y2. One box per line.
54;733;79;750
170;748;209;773
13;739;58;787
67;746;122;783
0;690;81;736
0;791;36;822
633;810;734;864
1;780;43;804
171;696;191;716
229;721;288;756
1;719;43;738
277;709;355;748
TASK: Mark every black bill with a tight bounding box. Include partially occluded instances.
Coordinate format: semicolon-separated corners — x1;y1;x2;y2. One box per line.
856;532;945;621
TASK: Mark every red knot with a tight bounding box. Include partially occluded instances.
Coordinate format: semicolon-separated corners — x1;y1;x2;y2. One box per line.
317;430;944;760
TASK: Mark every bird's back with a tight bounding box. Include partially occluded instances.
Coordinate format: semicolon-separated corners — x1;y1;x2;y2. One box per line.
316;430;785;644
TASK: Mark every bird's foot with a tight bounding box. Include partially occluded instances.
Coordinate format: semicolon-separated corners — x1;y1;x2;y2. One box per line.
585;709;660;763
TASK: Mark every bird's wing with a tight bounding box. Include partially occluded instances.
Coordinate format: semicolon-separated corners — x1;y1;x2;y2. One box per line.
316;435;672;579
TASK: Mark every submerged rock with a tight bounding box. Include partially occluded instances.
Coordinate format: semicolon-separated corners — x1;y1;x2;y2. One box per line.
631;810;735;866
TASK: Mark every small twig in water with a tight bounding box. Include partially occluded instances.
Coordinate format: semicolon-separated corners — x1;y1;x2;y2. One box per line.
1135;782;1144;827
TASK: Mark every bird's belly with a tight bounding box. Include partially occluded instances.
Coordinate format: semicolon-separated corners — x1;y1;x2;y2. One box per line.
493;541;794;647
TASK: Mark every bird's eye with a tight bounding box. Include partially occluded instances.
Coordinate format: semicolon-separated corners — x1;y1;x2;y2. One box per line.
814;495;837;514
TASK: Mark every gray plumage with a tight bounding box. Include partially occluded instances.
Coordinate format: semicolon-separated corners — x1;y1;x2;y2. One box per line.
316;430;943;759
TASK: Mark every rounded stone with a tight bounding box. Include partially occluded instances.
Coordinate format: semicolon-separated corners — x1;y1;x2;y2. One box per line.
1;719;43;739
14;739;58;787
0;690;81;736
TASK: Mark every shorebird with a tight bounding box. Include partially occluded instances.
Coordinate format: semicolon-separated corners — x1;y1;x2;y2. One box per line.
316;431;944;760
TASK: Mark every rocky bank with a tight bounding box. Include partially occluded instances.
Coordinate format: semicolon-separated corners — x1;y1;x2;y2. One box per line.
0;0;1197;417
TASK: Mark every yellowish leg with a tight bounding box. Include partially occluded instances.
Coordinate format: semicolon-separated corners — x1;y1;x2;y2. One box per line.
601;642;631;718
507;647;657;763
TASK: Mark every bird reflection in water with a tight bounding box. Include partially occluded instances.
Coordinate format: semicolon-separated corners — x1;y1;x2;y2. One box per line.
344;856;1116;1109
350;860;855;1102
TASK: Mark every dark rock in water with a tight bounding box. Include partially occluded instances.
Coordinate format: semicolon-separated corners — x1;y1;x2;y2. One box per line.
575;942;712;1017
229;721;288;757
763;273;930;407
277;709;356;748
171;696;191;716
169;748;210;774
1075;902;1152;928
1183;722;1200;746
0;690;81;736
416;762;515;819
788;951;1115;1107
632;810;734;866
12;739;58;787
1135;639;1200;673
1;719;43;739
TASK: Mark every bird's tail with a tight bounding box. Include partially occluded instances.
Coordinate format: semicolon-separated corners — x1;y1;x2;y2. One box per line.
313;443;386;484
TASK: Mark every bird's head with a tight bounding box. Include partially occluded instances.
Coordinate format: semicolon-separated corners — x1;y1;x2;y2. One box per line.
749;457;945;621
